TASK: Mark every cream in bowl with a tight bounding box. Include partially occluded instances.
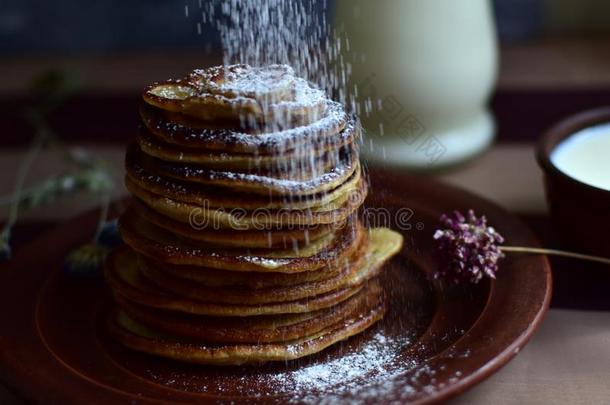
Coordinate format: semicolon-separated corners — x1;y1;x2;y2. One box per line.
537;107;610;257
551;123;610;191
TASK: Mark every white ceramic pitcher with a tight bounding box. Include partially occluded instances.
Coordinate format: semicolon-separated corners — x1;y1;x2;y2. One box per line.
334;0;498;168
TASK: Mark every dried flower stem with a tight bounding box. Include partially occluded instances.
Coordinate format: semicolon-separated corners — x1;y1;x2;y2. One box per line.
433;209;610;285
1;70;115;262
1;129;48;240
93;192;111;243
501;246;610;266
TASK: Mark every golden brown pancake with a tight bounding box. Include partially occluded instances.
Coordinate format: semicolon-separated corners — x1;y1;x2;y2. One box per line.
138;241;371;304
129;140;355;184
135;122;357;170
143;65;327;126
107;296;385;365
118;213;363;273
124;180;365;230
114;279;384;344
139;100;351;154
190;64;297;102
125;158;365;211
137;249;360;289
127;142;359;196
114;295;318;341
105;227;401;316
130;199;339;249
123;185;360;231
105;248;366;316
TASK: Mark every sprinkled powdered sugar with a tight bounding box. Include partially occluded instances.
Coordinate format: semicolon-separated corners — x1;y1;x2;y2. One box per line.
273;332;411;395
192;65;296;99
270;78;326;109
145;101;352;152
196;0;354;108
142;330;412;399
185;0;362;185
142;328;469;404
184;66;328;125
236;255;291;269
191;158;357;193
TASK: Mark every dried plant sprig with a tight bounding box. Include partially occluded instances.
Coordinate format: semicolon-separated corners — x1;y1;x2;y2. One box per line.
63;215;121;276
0;230;11;261
500;246;610;266
63;243;110;277
434;210;610;284
58;172;116;274
1;69;119;272
0;126;49;260
0;168;113;211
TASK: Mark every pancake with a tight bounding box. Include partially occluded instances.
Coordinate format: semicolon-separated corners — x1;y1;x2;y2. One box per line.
190;64;296;103
137;253;351;289
130;200;340;249
143;65;326;126
138;239;370;304
125;158;365;211
124;180;364;229
114;279;384;344
114;295;319;337
140;228;402;290
135;124;357;171
139;100;351;154
105;250;365;316
106;227;401;316
129;139;354;184
127;142;359;196
118;213;363;272
107;294;385;365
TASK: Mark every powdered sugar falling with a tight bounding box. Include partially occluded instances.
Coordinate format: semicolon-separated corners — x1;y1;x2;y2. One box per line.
196;0;354;109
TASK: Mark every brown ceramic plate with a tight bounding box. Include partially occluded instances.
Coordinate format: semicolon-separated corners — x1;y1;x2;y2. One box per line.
0;170;551;404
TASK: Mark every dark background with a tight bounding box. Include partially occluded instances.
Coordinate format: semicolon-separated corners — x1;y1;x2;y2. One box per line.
2;0;610;56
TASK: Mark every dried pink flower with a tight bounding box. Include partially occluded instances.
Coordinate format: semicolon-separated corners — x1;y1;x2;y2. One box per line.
433;210;505;284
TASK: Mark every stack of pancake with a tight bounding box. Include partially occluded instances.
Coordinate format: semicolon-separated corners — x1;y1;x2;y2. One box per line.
105;64;403;365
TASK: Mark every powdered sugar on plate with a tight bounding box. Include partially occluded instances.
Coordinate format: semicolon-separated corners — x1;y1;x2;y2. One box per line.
148;329;469;404
272;331;412;396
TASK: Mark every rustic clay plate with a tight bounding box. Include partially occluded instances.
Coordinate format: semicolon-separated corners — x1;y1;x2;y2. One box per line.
0;170;551;404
